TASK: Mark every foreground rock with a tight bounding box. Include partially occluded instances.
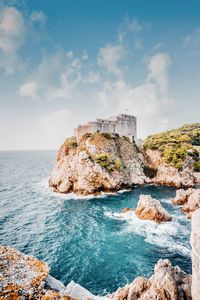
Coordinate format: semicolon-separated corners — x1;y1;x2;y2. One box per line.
171;188;200;218
0;245;107;300
0;245;49;299
191;209;200;300
108;259;191;300
135;194;172;223
49;133;145;195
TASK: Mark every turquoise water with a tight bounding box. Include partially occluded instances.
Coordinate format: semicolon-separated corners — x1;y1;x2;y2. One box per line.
0;151;191;295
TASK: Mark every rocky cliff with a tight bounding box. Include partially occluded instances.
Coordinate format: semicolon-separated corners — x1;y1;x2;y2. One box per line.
49;133;145;195
191;208;200;300
143;123;200;188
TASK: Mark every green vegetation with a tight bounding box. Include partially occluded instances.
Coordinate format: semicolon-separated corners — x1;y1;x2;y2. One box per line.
95;153;122;172
64;137;78;152
144;123;200;171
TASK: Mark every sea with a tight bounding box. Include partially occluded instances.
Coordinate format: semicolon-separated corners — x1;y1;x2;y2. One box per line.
0;150;192;295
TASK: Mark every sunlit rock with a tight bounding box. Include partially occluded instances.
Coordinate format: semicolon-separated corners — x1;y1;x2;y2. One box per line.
135;194;172;223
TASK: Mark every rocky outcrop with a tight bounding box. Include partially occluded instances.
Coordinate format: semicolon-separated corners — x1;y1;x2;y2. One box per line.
151;165;195;188
191;209;200;300
107;259;191;300
0;245;55;299
171;188;200;219
49;133;145;195
144;149;196;188
135;195;172;223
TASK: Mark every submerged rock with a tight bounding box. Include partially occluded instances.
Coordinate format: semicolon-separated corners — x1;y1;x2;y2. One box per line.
49;133;145;195
108;259;191;300
135;194;172;223
171;188;200;219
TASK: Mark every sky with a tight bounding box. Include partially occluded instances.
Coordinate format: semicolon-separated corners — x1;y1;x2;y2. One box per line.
0;0;200;150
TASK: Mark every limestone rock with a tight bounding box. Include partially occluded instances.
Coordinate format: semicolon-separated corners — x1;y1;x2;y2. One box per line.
108;260;191;300
65;281;108;300
191;209;200;300
143;149;196;188
171;189;194;205
182;189;200;218
49;133;145;195
151;165;195;188
0;245;49;299
171;188;200;219
135;194;172;223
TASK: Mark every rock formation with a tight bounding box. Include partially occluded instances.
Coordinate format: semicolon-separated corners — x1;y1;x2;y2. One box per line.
143;123;200;188
135;194;172;223
171;188;200;219
191;208;200;300
0;245;65;299
144;150;197;188
49;133;145;195
107;259;191;300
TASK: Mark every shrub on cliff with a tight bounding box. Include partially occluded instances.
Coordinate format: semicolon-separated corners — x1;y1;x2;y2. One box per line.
95;153;122;172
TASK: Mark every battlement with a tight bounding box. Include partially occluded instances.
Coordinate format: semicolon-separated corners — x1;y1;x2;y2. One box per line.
74;114;137;143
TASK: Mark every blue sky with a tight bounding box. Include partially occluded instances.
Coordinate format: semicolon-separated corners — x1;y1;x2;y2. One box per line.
0;0;200;149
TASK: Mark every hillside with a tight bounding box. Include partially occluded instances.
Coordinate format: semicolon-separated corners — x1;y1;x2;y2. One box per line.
144;123;200;171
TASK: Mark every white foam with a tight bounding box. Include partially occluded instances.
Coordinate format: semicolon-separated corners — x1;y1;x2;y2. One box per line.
105;210;191;257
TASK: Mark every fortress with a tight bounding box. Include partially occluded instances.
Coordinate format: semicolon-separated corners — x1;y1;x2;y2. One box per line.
74;114;137;143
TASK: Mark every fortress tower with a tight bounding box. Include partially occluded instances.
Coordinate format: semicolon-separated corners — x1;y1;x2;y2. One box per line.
74;114;137;143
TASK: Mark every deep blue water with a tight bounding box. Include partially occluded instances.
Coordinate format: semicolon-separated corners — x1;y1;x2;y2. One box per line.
0;151;192;295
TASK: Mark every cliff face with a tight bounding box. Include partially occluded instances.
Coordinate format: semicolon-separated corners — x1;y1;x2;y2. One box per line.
49;133;145;195
143;123;200;188
191;209;200;300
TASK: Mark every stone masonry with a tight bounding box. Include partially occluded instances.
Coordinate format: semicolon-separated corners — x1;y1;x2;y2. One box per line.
74;114;137;143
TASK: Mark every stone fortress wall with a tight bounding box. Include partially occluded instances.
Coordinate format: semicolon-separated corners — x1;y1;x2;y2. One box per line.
74;114;137;143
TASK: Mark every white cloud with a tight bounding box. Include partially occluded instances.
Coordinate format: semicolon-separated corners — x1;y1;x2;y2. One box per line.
0;6;25;73
97;44;125;77
147;53;171;94
82;50;88;61
118;16;150;45
97;52;173;137
183;27;200;47
30;11;46;24
19;49;99;100
66;50;74;59
39;108;73;149
0;5;47;74
19;81;38;99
